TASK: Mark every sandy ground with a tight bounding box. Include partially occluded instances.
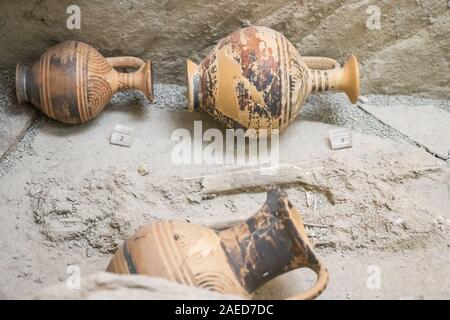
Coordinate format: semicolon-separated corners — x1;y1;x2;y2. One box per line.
0;83;449;299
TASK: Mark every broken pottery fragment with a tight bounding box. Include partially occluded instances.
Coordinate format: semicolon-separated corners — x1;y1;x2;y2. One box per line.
107;188;329;300
187;26;359;135
16;41;154;124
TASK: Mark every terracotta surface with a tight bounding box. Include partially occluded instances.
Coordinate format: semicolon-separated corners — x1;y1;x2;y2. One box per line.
187;26;359;134
107;188;329;300
15;41;153;124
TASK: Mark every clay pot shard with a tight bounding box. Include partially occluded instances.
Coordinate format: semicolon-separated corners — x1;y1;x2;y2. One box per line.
16;41;154;124
187;26;360;134
107;188;329;300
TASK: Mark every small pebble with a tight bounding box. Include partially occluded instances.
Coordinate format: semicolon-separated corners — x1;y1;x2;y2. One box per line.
138;164;149;176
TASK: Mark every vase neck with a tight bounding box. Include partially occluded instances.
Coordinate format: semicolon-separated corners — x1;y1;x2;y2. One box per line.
307;67;343;94
305;55;360;103
219;189;316;293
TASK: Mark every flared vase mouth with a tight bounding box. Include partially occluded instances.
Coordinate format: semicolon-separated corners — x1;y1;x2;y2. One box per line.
145;59;154;102
264;188;310;246
343;54;360;104
186;59;199;112
16;63;29;105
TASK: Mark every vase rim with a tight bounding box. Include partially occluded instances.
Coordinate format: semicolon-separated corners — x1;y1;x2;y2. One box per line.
16;63;28;105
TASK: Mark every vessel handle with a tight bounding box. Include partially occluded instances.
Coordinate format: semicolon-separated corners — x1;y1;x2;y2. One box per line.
286;261;329;300
106;56;153;101
106;56;147;70
302;56;341;70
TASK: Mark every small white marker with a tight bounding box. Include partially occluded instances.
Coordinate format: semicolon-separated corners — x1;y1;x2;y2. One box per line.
329;128;352;150
110;124;135;147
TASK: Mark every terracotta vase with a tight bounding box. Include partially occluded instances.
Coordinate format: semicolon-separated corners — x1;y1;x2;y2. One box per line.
107;188;329;300
16;41;153;124
187;26;359;134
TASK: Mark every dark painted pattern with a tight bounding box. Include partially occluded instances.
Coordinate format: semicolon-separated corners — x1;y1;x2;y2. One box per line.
219;188;324;293
193;26;313;132
227;27;283;119
122;241;137;274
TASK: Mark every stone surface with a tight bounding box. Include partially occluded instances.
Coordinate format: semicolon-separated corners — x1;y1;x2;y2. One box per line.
0;69;38;160
0;100;37;159
0;1;449;98
360;104;450;159
30;271;242;299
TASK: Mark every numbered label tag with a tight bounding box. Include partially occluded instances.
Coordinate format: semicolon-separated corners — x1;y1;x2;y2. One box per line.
110;124;135;147
329;128;352;150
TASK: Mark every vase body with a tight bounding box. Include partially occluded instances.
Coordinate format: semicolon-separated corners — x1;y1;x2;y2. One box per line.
107;188;329;300
187;26;359;134
16;41;153;124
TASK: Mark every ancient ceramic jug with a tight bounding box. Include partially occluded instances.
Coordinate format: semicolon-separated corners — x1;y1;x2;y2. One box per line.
16;41;153;124
107;188;329;300
187;26;359;134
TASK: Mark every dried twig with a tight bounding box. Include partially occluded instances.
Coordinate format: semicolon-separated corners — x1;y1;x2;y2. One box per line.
304;222;332;229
